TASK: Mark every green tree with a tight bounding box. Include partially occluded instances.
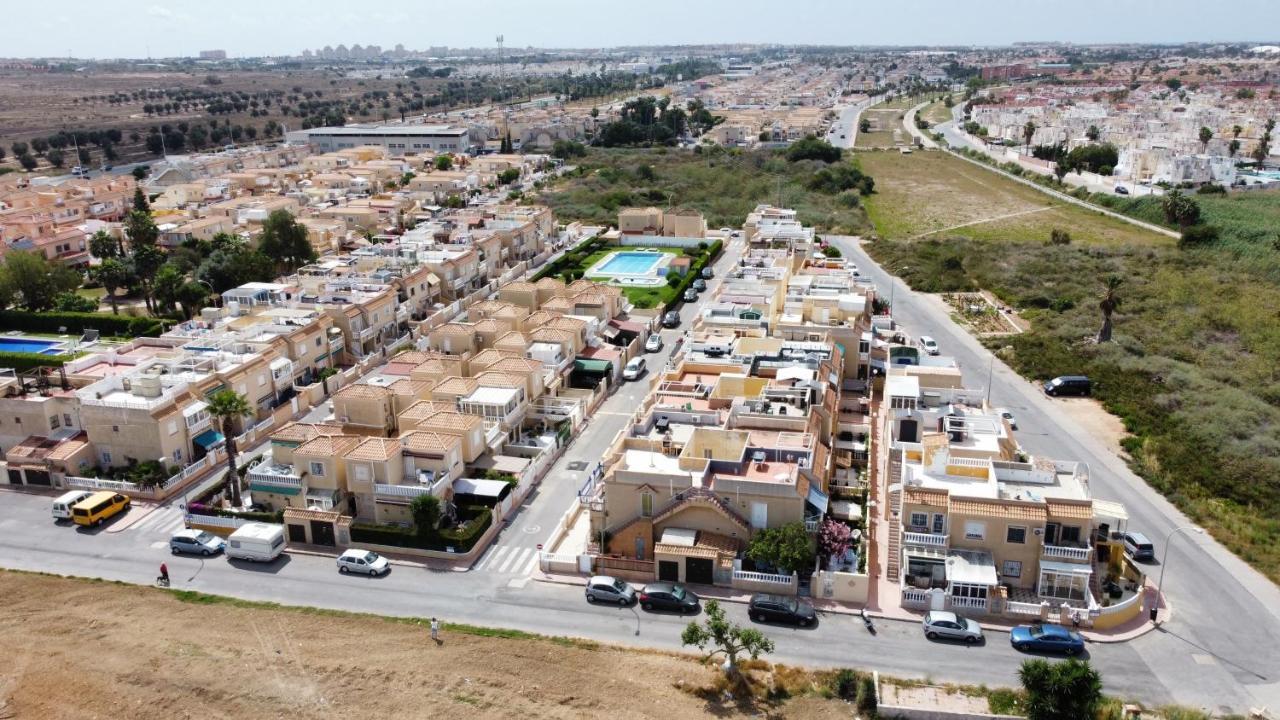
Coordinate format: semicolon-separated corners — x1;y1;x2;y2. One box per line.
1085;125;1100;141
410;494;441;536
206;389;251;508
497;168;521;185
785;135;842;163
152;263;186;315
1198;126;1213;152
91;258;132;314
435;154;453;171
17;154;37;171
131;166;148;181
10;141;28;156
197;245;275;293
499;131;513;154
1232;124;1243;139
1053;160;1070;183
132;187;150;212
256;210;316;273
858;118;871;133
745;522;814;574
1022;120;1037;150
1161;189;1201;229
0;251;81;311
53;291;98;312
1165;78;1182;91
1096;275;1123;343
130;243;166;314
46;148;65;167
176;281;209;320
680;600;775;674
124;208;159;249
1229;139;1241;157
88;229;119;260
1018;659;1102;720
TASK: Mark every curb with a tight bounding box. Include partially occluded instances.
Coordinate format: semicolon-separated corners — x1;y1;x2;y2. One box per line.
285;545;469;571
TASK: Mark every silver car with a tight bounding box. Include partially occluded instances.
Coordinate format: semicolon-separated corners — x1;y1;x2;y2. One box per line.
585;575;636;605
169;529;226;556
922;611;984;643
337;549;390;576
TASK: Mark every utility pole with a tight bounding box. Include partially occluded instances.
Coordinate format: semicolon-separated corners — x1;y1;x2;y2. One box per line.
984;355;994;406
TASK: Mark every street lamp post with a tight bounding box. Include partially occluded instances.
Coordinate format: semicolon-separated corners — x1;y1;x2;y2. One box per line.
1151;525;1204;623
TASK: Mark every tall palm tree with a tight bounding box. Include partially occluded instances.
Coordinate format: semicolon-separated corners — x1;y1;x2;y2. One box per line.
1096;276;1123;344
207;389;251;508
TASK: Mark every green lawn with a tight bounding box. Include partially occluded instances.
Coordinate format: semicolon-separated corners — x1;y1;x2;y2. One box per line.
580;247;684;309
862;151;1280;585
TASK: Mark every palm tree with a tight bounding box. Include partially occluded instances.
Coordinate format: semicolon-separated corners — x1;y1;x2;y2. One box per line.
207;389;251;508
1022;120;1037;152
1096;276;1123;344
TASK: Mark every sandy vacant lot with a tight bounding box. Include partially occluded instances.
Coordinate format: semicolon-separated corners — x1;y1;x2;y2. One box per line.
0;572;850;720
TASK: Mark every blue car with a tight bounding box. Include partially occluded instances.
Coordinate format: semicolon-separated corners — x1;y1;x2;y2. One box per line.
1010;623;1085;655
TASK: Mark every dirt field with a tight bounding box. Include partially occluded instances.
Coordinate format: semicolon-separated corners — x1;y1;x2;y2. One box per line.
1053;397;1133;458
0;571;853;720
858;151;1172;247
856;108;908;148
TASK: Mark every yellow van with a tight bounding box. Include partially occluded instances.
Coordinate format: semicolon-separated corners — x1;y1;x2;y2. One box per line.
71;491;131;527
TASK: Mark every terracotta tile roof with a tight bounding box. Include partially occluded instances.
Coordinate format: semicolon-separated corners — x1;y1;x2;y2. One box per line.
523;310;561;328
1046;500;1094;520
344;437;401;462
420;409;482;430
529;328;573;344
410;359;452;377
393;350;447;366
655;530;741;559
493;331;530;349
400;430;462;454
535;277;566;290
295;434;361;458
949;498;1048;521
468;348;521;370
47;432;90;461
472;370;524;388
547;317;586;332
270;422;342;444
333;383;391;400
397;400;454;423
388;378;431;397
431;376;479;396
434;323;475;336
903;487;949;508
473;318;512;334
491;357;543;374
502;281;536;292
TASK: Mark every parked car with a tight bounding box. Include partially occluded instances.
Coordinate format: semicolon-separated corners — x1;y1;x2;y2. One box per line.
623;357;647;381
51;490;93;522
683;288;698;303
1010;623;1085;655
701;267;714;279
996;408;1017;429
918;336;940;355
1122;531;1155;561
1114;185;1130;195
747;593;816;626
70;491;131;528
645;334;663;353
922;611;983;643
639;582;699;613
585;575;636;605
692;278;707;292
661;311;681;328
337;549;390;576
1043;375;1091;397
169;529;227;556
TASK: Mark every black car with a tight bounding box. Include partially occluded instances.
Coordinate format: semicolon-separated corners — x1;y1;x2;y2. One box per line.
639;582;700;613
748;593;817;627
1043;375;1091;397
662;310;681;328
692;278;707;292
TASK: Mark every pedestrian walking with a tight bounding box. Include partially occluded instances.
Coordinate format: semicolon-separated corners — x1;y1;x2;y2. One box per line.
158;562;169;586
430;616;440;644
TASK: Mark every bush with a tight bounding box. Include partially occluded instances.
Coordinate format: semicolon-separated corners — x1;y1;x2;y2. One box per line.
1049;228;1072;245
0;309;162;338
1179;224;1220;247
855;674;877;715
830;668;859;699
0;351;75;371
350;505;493;552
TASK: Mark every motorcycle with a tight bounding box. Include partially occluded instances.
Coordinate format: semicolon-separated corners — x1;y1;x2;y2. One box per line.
860;607;876;635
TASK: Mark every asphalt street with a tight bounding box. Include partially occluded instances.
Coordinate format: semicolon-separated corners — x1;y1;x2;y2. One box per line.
827;235;1280;713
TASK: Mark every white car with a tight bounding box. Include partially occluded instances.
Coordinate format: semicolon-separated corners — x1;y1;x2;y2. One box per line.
337;549;390;576
996;408;1017;429
922;611;984;643
623;357;647;381
645;334;663;353
919;336;939;355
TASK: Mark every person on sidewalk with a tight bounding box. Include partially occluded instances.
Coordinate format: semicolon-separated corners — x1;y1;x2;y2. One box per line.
430;617;441;644
158;562;169;586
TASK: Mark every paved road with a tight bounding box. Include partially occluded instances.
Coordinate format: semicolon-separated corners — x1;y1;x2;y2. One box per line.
827;235;1280;714
827;99;876;150
902;101;938;149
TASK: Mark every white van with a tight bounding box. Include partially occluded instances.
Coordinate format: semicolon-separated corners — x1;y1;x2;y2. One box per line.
52;490;93;521
225;522;287;562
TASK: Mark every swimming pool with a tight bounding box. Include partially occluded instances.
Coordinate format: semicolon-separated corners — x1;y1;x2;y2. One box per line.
0;337;65;355
597;252;664;275
586;250;674;286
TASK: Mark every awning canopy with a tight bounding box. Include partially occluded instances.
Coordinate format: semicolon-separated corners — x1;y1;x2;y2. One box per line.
945;549;998;585
778;367;816;383
1092;499;1129;523
830;499;861;521
193;429;225;450
249;481;301;496
806;485;830;515
573;358;612;374
182;400;209;418
1038;560;1094;576
452;477;510;498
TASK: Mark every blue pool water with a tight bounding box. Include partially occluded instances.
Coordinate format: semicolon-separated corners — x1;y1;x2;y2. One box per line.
597;252;663;275
0;337;64;355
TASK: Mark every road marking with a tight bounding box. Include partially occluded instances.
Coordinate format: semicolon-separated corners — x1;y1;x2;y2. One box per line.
497;547;531;574
515;551;540;577
477;545;509;571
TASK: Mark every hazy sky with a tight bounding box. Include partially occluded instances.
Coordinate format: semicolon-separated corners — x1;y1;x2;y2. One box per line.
9;0;1280;58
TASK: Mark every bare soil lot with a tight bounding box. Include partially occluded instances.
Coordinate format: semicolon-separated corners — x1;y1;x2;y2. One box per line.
0;571;851;720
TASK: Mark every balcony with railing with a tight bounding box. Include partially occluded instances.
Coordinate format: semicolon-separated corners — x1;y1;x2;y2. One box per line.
1042;544;1093;563
903;531;949;547
247;462;305;488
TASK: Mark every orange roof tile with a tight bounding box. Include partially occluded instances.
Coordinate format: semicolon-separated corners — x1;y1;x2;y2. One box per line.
949;498;1048;521
295;435;361;458
344;437;401;462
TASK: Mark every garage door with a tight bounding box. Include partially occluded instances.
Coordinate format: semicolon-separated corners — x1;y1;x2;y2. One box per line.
24;469;51;486
658;560;679;582
686;557;714;585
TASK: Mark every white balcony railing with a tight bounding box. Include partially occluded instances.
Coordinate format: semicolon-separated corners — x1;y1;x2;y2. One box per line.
374;483;436;500
901;587;930;607
949;595;988;612
1043;544;1092;562
904;532;948;547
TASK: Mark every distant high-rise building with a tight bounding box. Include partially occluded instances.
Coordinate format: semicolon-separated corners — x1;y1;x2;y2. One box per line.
302;49;313;58
199;50;227;60
335;44;350;58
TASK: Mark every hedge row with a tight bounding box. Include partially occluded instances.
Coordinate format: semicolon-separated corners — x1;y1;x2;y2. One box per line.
350;507;494;552
531;235;611;281
0;351;76;372
660;239;724;313
0;310;163;338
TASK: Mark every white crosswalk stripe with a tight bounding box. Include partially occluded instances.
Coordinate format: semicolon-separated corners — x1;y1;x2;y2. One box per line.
496;547;530;574
478;545;509;571
515;550;540;577
132;508;186;535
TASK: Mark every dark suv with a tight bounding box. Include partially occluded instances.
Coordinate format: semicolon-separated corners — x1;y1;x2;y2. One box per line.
1044;375;1091;397
747;593;817;626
